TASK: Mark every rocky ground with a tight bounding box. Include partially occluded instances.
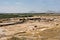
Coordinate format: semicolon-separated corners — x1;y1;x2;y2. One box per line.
0;16;60;40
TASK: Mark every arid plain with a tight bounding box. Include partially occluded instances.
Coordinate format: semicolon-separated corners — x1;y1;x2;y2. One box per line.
0;15;60;40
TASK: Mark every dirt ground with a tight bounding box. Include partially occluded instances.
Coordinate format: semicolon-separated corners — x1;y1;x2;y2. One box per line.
0;16;60;40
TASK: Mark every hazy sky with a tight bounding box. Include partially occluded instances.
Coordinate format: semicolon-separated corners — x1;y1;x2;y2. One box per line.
0;0;60;13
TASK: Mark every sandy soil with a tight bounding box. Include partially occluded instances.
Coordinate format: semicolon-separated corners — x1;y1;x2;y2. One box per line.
0;16;60;40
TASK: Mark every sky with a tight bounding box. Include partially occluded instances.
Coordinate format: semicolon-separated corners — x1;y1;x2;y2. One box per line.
0;0;60;13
